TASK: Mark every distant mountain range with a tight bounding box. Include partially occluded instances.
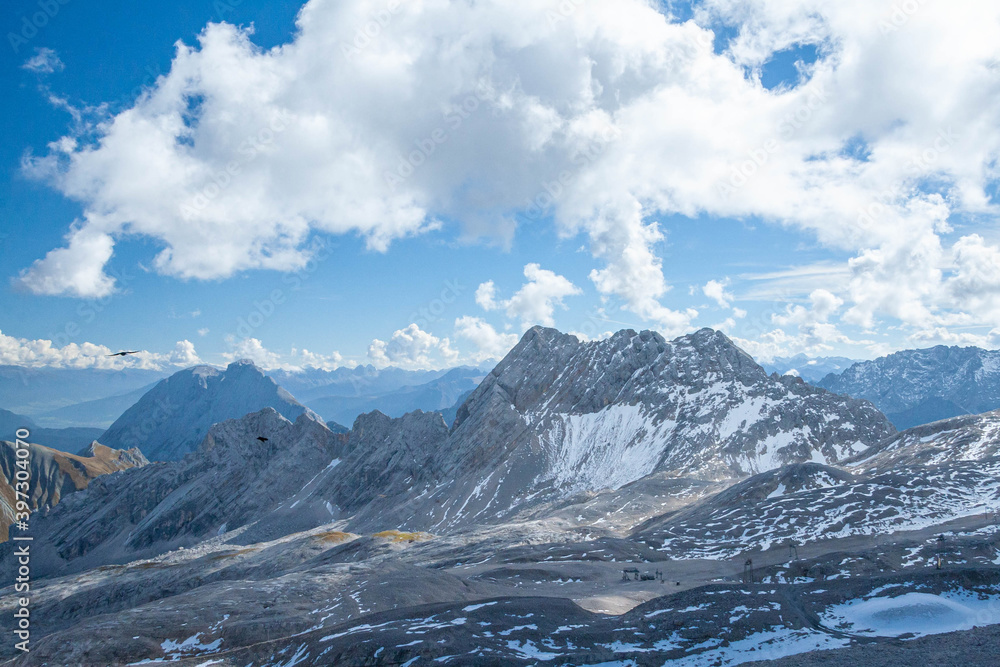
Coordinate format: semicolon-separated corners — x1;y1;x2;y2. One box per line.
816;345;1000;429
269;365;464;403
0;365;170;418
2;362;489;434
33;382;161;429
0;408;105;453
7;342;1000;460
762;354;858;383
92;361;483;461
304;367;485;426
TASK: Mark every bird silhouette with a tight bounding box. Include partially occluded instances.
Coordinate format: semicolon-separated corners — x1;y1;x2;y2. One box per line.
107;351;140;357
256;436;269;443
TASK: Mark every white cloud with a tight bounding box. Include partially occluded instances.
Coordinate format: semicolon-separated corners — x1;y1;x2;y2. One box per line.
567;329;615;343
222;337;348;371
22;48;64;74
475;281;498;311
14;0;1000;348
453;316;519;363
367;324;459;370
774;289;843;328
293;348;346;371
712;317;738;333
476;264;582;329
584;215;698;335
736;289;877;361
771;288;872;350
17;227;116;298
732;328;802;364
222;337;288;370
907;327;999;349
167;340;202;367
703;279;734;309
0;330;200;370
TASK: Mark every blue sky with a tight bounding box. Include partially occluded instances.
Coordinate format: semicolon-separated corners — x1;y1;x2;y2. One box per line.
2;0;998;371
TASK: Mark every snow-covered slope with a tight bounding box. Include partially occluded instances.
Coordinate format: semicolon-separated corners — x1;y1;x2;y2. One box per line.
100;360;321;461
849;409;1000;471
637;459;1000;559
817;345;1000;429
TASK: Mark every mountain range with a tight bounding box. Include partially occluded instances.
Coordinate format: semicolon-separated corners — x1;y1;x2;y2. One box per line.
5;328;1000;665
0;365;170;418
13;327;895;575
762;354;858;382
303;366;484;426
6;362;486;438
816;345;1000;429
0;409;105;453
32;382;160;429
268;364;485;403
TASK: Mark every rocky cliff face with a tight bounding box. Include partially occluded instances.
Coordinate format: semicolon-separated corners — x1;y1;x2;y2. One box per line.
817;345;1000;429
20;408;343;575
0;438;147;541
100;360;317;461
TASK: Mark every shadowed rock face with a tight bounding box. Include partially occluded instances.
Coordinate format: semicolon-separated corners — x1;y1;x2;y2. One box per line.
817;345;1000;429
0;439;147;541
17;408;343;576
318;409;451;517
99;360;319;461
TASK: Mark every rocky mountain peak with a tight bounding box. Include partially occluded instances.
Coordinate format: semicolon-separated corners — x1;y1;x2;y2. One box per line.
100;362;314;461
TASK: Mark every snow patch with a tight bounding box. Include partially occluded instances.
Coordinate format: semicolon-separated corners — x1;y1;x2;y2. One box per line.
822;591;1000;638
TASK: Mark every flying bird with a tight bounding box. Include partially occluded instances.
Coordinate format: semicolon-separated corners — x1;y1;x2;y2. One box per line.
256;436;269;443
107;350;140;357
